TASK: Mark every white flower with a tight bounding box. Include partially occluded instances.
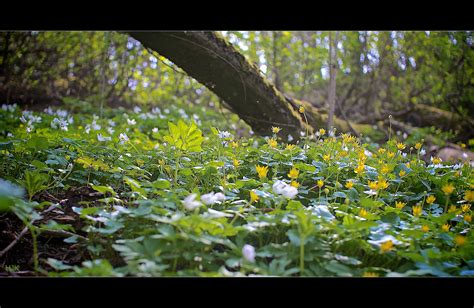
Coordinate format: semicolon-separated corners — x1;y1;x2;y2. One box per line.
91;121;101;131
420;149;426;156
152;127;159;133
44;106;54;115
51;117;68;131
56;109;68;118
201;193;218;205
218;130;232;139
272;180;298;199
200;192;226;205
127;118;136;125
119;133;129;144
108;119;116;127
133;106;142;114
214;192;225;202
287;134;294;142
107;127;115;135
462;152;468;159
281;185;298;199
402;133;408;139
97;133;111;142
2;104;17;112
364;150;373;157
401;152;407;158
183;193;202;210
272;180;287;195
453;163;462;170
242;244;256;263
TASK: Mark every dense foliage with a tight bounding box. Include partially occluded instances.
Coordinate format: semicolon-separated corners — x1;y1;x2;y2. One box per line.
1;101;473;276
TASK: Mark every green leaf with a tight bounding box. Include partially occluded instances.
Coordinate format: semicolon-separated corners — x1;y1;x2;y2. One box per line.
152;179;171;189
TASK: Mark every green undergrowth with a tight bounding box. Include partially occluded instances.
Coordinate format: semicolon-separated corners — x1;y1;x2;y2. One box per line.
0;100;473;277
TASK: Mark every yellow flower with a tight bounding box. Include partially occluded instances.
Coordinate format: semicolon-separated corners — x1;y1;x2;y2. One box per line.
464;214;472;223
448;205;457;213
441;183;455;195
461;204;471;213
267;138;278;148
399;170;406;177
288;167;299;179
342;133;356;143
250;190;259;203
324;188;330;194
454;235;466;246
358;151;367;161
381;165;390;174
426;195;436;204
405;162;411;168
272;126;281;134
299;106;305;113
421;225;430;232
339;150;349;157
378;148;386;154
395;201;406;209
231;141;239;148
460;143;466;148
323;154;330;162
441;224;450;232
345;181;354;189
285;144;296;150
464;191;474;202
355;163;365;175
319;128;326;136
431;157;442;164
397;142;406;150
377;178;389;190
362;272;379;277
380;240;393;253
387;151;395;159
256;165;269;179
233;159;240;168
290;181;300;188
317;179;324;188
415;143;422;150
368;181;378;190
359;208;369;218
412;205;423;217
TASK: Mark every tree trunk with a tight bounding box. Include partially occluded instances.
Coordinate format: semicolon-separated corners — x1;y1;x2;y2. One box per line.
327;32;338;132
129;31;360;141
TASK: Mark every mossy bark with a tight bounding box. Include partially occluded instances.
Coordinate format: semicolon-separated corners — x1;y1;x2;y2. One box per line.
131;32;345;140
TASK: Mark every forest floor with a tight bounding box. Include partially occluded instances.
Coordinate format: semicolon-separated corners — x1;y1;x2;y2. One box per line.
0;100;473;277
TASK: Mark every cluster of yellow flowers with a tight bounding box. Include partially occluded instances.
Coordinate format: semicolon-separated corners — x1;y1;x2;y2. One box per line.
368;178;389;191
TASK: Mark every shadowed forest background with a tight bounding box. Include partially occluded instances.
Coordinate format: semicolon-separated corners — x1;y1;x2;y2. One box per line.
1;31;473;146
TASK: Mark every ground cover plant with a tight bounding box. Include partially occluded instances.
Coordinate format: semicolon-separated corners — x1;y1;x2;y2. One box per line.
1;101;473;277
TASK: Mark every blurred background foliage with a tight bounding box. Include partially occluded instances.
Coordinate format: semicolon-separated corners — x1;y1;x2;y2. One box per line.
0;31;473;141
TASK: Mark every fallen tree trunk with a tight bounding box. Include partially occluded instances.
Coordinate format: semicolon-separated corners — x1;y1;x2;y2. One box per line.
129;31;364;140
